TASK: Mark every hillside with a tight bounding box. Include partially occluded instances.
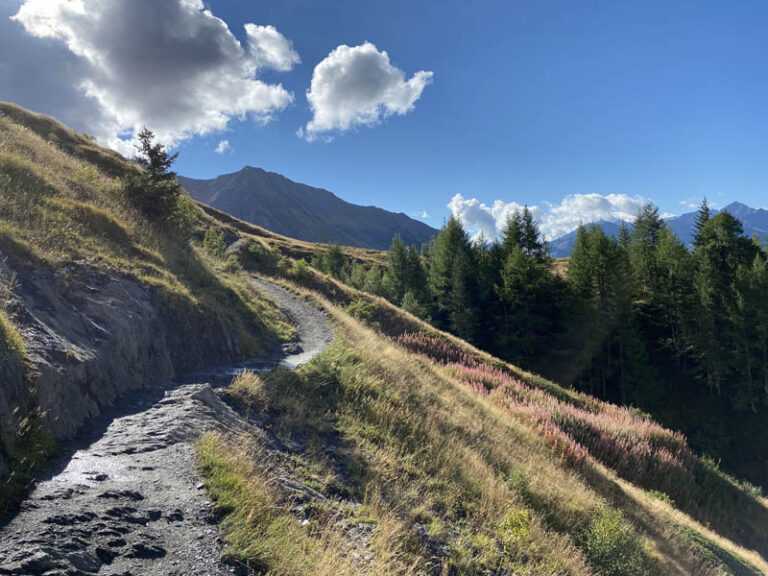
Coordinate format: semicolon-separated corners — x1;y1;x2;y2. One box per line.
179;167;437;250
0;103;767;575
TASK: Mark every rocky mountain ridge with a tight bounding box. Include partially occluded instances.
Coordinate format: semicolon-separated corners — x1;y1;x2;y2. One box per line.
179;167;437;251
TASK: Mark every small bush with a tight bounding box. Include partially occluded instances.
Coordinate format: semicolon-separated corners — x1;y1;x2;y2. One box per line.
579;507;649;576
167;194;197;238
287;259;311;282
345;298;376;323
498;506;532;553
203;227;226;258
228;370;269;412
241;240;278;272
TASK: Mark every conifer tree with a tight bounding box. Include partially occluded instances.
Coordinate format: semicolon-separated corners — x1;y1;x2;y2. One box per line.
383;235;410;304
428;216;477;337
630;204;664;296
692;198;711;249
362;265;384;296
406;247;429;305
521;206;545;259
500;211;524;256
126;128;183;222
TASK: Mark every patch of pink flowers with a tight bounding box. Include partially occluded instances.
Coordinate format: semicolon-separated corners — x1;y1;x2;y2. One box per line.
394;332;698;503
393;332;480;367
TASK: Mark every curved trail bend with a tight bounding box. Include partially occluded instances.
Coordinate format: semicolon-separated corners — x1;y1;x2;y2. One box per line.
0;279;332;576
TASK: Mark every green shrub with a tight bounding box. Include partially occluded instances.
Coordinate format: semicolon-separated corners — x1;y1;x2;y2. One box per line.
0;408;56;514
345;298;376;323
401;290;428;319
168;194;197;238
579;506;649;576
288;259;311;282
0;310;25;364
203;226;226;258
240;240;278;272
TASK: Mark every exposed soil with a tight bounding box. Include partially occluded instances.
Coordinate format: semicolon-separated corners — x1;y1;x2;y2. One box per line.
0;279;332;576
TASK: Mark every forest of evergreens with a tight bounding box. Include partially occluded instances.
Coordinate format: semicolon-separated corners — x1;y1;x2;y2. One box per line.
312;200;768;490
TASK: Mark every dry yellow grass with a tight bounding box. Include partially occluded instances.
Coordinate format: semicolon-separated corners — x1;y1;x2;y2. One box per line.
201;280;768;575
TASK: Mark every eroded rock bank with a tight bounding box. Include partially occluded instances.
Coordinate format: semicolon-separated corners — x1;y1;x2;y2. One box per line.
0;256;255;451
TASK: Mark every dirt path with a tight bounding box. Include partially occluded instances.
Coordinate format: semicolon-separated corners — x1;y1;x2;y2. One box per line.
0;279;332;576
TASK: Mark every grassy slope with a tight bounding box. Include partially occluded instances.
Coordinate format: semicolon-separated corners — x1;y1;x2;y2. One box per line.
200;267;768;576
0;102;294;510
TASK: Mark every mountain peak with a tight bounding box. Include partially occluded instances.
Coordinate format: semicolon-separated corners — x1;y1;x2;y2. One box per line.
240;165;267;175
723;201;752;213
178;168;437;250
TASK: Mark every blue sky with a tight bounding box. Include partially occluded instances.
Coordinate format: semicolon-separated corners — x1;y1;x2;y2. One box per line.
2;0;768;239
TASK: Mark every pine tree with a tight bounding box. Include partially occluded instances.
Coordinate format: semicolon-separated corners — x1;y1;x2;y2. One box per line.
126;128;183;221
383;235;410;303
449;248;477;339
568;225;595;302
321;244;345;278
654;228;692;355
401;289;428;319
630;203;664;296
521;206;545;259
406;247;429;305
618;221;632;250
348;261;367;289
362;265;384;296
691;211;758;394
692;198;711;249
500;211;524;256
428;216;476;332
497;245;549;364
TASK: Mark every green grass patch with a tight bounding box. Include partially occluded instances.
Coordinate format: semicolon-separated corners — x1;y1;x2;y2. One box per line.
0;310;26;364
196;432;358;576
0;408;56;515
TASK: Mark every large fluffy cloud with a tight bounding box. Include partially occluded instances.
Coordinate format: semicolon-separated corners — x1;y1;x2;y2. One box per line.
11;0;299;153
448;193;652;241
299;42;432;141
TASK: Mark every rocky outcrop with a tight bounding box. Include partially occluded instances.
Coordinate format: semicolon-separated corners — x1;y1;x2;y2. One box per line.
0;256;246;445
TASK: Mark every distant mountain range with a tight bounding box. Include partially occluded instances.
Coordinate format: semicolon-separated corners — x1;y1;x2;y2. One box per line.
549;202;768;257
178;167;437;251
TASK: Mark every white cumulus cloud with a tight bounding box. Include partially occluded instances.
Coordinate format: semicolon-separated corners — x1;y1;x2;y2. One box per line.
244;24;300;72
12;0;299;154
215;139;231;154
448;193;652;241
299;42;433;141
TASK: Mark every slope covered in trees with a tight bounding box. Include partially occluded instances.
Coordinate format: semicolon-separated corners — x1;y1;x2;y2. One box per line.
312;202;768;490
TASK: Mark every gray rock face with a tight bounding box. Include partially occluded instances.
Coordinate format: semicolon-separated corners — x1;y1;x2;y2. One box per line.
0;259;246;448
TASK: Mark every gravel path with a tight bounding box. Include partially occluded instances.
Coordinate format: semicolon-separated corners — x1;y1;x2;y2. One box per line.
0;279;332;576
